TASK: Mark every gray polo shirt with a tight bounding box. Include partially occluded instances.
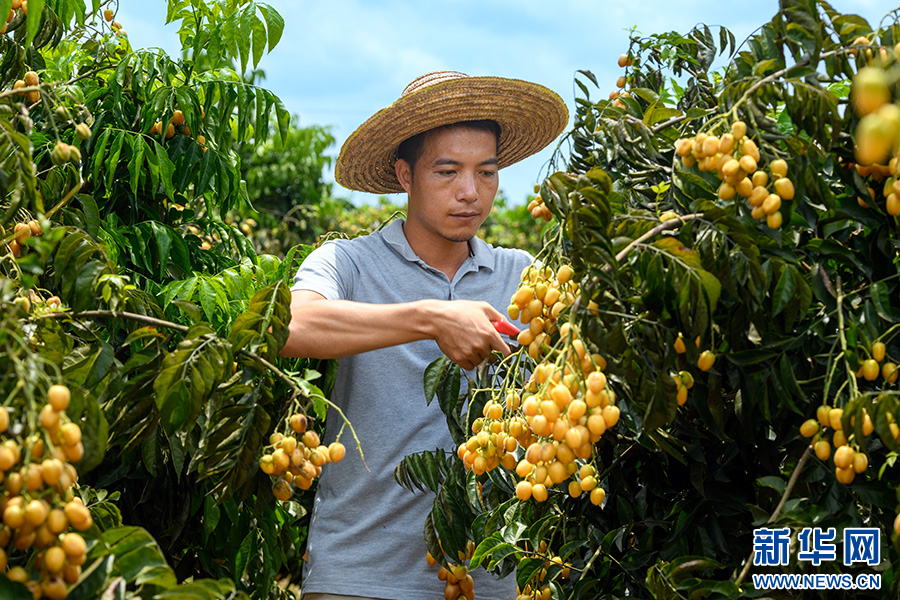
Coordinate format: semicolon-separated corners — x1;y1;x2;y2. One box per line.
292;218;531;600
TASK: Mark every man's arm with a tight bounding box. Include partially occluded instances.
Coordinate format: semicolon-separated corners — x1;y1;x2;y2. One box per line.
280;290;511;370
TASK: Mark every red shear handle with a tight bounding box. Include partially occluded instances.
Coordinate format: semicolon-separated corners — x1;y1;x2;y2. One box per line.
492;318;521;337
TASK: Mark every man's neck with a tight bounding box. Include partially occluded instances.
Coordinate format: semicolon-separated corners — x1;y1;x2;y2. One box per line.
401;221;471;281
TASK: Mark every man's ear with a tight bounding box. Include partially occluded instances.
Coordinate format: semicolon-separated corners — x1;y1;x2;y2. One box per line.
395;158;413;194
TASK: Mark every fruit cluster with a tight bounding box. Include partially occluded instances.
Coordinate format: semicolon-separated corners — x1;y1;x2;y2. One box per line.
515;547;571;600
5;219;42;259
526;195;553;222
671;334;716;405
608;51;634;108
459;321;616;507
150;108;207;152
0;385;91;600
258;413;344;501
854;340;897;383
507;264;587;360
799;404;878;485
425;541;475;600
11;69;40;104
675;121;795;229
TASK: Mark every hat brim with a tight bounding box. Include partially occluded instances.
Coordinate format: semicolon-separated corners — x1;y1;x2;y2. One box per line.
335;76;569;194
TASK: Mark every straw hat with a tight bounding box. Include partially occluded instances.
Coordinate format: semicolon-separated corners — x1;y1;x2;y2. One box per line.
335;71;569;194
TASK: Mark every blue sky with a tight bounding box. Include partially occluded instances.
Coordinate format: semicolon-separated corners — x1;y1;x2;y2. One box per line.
119;1;900;205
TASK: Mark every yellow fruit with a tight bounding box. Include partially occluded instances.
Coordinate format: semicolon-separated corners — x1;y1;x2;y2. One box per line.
732;121;747;139
766;211;783;229
697;350;716;371
48;385;70;412
762;194;782;215
834;445;855;469
894;513;900;536
104;8;113;21
829;408;844;431
770;159;788;178
888;193;900;216
799;419;819;438
61;532;86;556
328;442;345;463
44;545;66;573
816;405;831;427
873;341;886;362
853;67;890;115
884;362;898;383
853;452;868;474
814;440;831;461
862;359;879;381
516;481;533;501
589;487;605;506
272;479;292;501
674;335;686;354
531;483;548;502
835;466;856;484
774;178;794;200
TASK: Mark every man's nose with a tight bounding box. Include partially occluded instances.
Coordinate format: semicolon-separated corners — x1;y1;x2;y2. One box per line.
456;172;478;202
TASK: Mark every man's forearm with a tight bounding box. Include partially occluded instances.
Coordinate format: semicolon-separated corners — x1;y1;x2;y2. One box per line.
280;299;438;359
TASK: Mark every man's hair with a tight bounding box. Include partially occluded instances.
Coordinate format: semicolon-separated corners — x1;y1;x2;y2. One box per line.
397;119;501;174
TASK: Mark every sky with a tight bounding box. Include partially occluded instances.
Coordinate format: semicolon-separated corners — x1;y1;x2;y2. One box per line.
117;0;900;205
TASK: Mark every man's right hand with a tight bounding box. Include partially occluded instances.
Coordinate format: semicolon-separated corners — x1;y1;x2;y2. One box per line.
426;300;512;370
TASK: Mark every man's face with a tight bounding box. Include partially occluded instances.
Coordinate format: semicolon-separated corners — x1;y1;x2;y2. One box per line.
396;125;499;244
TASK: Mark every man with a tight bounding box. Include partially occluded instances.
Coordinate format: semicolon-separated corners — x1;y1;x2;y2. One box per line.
281;71;567;600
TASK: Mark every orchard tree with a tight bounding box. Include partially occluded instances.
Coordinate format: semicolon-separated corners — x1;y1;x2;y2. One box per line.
398;2;900;599
0;1;360;598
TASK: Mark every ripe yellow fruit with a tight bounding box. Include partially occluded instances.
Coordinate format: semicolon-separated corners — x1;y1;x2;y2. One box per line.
835;466;855;485
531;483;548;502
814;440;831;461
732;121;747;140
516;480;532;501
48;385;70;412
862;359;879;381
589;487;605;506
774;178;794;200
799;419;819;438
674;335;686;354
852;452;868;474
853;67;890;116
766;211;783;229
44;545;66;573
328;442;345;463
816;405;832;427
61;532;86;556
829;408;843;431
872;341;886;362
770;159;788;178
883;362;898;383
697;350;716;371
834;445;855;469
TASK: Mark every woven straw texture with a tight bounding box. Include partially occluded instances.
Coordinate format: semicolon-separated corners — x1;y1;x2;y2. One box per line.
335;72;569;194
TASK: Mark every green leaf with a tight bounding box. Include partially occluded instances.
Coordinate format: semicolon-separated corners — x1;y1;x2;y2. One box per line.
24;0;44;48
259;4;284;52
771;264;795;317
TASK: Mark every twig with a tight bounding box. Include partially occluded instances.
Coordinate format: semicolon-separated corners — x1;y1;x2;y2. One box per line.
614;213;703;263
734;444;813;586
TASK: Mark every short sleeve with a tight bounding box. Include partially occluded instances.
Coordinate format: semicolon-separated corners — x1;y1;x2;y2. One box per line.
291;241;356;300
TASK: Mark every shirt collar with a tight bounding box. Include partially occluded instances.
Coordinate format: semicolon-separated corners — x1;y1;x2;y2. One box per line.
380;219;495;272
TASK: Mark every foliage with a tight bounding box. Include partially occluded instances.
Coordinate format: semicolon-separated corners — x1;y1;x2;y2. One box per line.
0;0;342;598
400;3;900;600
